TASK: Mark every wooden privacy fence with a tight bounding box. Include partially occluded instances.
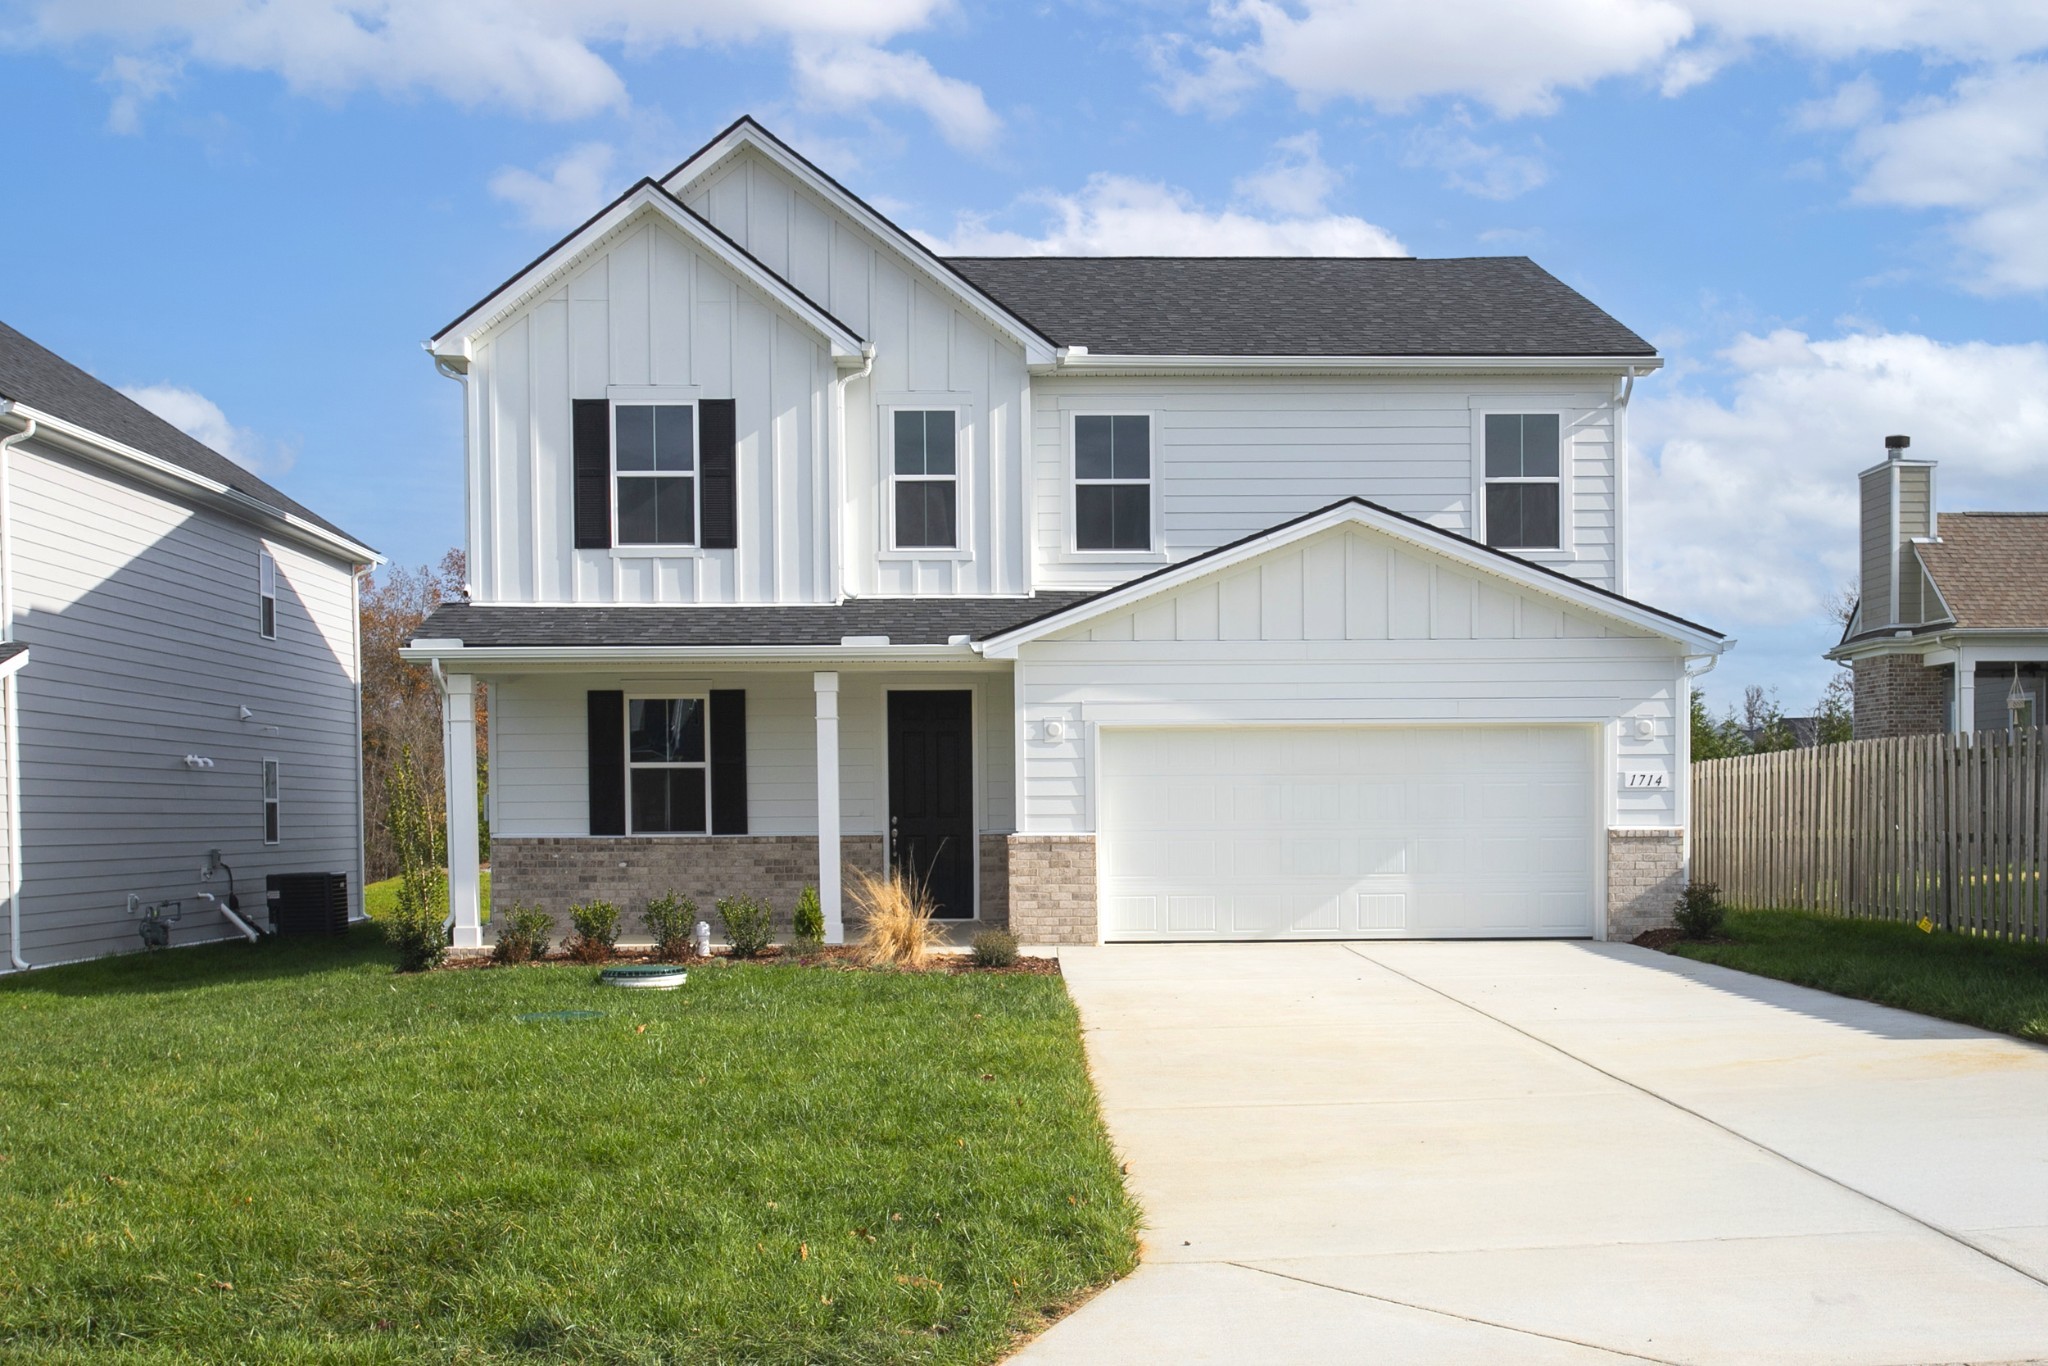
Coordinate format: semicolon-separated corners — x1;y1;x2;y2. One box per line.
1693;727;2048;942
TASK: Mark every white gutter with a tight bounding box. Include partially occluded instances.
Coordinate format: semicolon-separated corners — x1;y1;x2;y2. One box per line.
400;641;988;669
0;403;380;568
1045;353;1665;375
2;417;31;971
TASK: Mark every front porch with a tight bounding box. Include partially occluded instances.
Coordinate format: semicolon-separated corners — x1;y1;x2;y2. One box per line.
431;661;1032;949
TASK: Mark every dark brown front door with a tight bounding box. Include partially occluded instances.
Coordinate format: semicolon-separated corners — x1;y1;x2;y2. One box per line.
887;690;975;919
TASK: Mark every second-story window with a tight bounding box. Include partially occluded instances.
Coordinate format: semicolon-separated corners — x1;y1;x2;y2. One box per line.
1075;414;1151;552
615;403;697;546
892;410;957;549
257;550;277;639
1482;413;1562;551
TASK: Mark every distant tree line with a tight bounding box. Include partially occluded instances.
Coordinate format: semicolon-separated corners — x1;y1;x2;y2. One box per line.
359;550;486;881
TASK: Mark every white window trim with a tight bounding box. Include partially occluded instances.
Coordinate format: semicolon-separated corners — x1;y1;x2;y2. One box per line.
1064;407;1166;561
1472;406;1573;559
609;388;704;556
879;402;974;561
262;757;280;846
257;550;277;639
624;692;713;837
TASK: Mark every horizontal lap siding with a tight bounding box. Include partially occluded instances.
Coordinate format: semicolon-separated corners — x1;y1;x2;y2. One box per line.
1030;376;1618;593
683;151;1030;598
490;668;1015;838
4;442;363;966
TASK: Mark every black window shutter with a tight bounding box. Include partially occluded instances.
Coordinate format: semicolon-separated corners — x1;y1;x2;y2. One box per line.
700;398;738;550
709;689;748;834
572;398;612;550
587;690;625;835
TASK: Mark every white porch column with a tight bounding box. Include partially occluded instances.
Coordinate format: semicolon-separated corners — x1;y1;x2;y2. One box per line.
814;671;843;944
442;671;482;949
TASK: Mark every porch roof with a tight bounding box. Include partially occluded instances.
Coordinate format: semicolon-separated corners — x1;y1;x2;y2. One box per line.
410;594;1096;650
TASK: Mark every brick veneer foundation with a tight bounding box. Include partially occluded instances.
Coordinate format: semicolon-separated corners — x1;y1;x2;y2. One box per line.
978;833;1011;932
1607;827;1687;941
1853;654;1949;738
490;835;884;942
1006;834;1097;944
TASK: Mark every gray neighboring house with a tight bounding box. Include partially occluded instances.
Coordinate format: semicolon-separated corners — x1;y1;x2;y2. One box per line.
1828;434;2048;738
0;320;379;971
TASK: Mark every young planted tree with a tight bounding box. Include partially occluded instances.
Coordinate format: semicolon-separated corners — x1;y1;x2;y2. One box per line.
360;551;487;880
382;745;449;972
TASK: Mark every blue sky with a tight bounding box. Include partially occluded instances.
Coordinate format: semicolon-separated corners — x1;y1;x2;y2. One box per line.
5;1;2047;718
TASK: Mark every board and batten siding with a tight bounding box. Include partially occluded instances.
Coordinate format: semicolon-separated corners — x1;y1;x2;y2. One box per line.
467;217;835;606
1028;375;1621;593
1013;524;1683;834
1;439;364;966
489;668;1015;839
676;148;1031;598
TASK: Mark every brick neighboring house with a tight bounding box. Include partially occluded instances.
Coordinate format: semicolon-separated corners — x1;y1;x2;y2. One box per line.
1827;435;2048;738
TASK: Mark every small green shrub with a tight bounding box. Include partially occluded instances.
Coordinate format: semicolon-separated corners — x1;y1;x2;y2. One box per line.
567;900;621;963
1673;882;1726;940
494;906;555;964
642;892;697;962
971;929;1019;968
790;885;825;957
718;894;775;959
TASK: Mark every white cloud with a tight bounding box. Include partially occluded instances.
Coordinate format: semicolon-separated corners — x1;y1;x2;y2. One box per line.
1160;0;2048;118
790;43;1000;153
121;383;296;478
1404;115;1549;199
489;141;620;230
15;0;972;128
1833;62;2048;293
1630;328;2048;629
918;137;1405;256
100;52;181;134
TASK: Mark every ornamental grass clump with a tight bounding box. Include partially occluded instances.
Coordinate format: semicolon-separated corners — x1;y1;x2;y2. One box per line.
379;745;449;973
851;866;937;970
494;906;555;965
1673;881;1726;941
718;894;775;960
567;900;622;963
791;885;825;958
642;892;697;962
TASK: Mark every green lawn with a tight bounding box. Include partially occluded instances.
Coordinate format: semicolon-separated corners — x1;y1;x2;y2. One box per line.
1671;907;2048;1044
362;872;489;923
0;928;1138;1363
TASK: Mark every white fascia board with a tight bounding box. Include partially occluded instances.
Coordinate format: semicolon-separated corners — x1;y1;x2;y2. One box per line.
398;642;990;669
428;182;864;363
663;126;1059;367
1854;454;1937;480
1041;353;1665;376
980;500;1722;658
0;404;380;567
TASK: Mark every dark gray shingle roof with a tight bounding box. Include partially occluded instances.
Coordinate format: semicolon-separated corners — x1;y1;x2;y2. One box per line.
943;256;1655;358
413;595;1097;649
0;319;369;549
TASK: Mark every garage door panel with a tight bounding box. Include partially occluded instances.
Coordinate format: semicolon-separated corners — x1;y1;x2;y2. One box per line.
1099;725;1595;941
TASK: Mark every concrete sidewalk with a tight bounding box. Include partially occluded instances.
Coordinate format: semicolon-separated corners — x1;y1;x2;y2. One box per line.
1017;941;2048;1365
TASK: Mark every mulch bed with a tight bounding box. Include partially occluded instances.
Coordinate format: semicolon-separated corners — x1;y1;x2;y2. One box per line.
437;943;1059;976
1631;927;1735;950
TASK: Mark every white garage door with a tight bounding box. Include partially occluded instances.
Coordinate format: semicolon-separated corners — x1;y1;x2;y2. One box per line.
1098;726;1596;940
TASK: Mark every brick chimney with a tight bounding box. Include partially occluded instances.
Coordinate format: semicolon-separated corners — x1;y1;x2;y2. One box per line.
1856;434;1936;630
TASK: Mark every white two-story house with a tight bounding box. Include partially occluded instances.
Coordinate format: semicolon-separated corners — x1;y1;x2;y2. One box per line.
406;117;1725;948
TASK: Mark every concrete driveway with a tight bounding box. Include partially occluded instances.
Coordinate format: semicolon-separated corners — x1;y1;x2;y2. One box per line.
1017;941;2048;1365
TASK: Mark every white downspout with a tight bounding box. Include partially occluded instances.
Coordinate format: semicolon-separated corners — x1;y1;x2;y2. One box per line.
196;892;261;943
830;346;875;603
2;413;35;971
1613;368;1637;598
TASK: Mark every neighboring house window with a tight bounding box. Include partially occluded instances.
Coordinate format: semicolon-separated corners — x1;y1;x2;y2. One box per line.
628;697;708;834
892;410;958;549
258;551;277;639
615;403;697;546
1482;414;1562;551
1075;414;1151;551
262;759;280;844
